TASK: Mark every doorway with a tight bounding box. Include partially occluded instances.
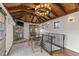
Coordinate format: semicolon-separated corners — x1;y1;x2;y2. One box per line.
14;20;24;42
29;24;39;37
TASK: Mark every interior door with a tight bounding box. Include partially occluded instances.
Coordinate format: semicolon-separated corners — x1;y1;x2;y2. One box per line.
29;25;38;37
0;10;6;56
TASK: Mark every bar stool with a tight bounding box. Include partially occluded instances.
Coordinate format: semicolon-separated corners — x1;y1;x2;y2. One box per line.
28;36;42;53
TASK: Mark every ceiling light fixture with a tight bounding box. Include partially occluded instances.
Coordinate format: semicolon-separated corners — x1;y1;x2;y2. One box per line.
35;3;51;16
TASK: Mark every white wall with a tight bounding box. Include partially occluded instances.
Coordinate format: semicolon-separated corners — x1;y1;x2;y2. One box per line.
0;4;15;55
40;11;79;53
24;22;29;40
6;16;15;55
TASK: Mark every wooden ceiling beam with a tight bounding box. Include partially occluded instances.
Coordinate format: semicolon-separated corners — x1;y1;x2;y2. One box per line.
10;10;34;14
9;9;34;14
9;9;22;13
12;13;24;17
10;11;36;17
38;16;45;22
54;3;67;14
13;14;24;19
41;16;49;21
22;5;35;10
6;4;34;11
38;17;46;22
35;19;38;23
51;10;58;17
47;15;53;19
15;18;33;23
12;12;25;19
37;17;43;23
31;16;35;22
35;17;40;23
19;11;35;16
24;15;32;22
24;14;27;22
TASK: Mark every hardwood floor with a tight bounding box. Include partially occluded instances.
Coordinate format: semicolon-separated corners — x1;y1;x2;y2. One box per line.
52;48;79;56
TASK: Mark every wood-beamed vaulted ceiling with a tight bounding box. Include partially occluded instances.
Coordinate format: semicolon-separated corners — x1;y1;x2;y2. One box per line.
3;3;79;24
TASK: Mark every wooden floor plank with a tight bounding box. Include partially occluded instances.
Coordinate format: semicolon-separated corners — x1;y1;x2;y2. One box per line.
52;48;79;56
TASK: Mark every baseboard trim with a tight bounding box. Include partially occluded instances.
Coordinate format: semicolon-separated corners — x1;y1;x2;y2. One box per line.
65;47;79;53
64;48;79;56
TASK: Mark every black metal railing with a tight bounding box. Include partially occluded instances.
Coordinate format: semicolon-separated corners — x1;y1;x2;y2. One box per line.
40;33;65;55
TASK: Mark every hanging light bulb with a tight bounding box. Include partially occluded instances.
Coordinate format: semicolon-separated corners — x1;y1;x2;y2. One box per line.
44;4;47;7
41;4;43;7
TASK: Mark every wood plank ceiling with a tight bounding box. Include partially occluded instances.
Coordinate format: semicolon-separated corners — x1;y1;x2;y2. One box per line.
3;3;79;24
